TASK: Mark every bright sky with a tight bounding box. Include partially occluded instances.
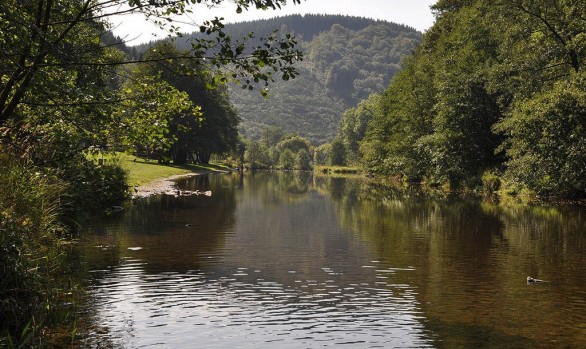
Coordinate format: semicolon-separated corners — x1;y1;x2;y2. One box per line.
109;0;437;45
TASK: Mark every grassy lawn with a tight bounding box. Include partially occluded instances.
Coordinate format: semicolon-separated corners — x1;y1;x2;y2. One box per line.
106;153;231;187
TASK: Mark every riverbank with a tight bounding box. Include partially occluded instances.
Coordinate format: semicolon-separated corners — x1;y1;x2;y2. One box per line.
132;173;207;198
115;153;232;198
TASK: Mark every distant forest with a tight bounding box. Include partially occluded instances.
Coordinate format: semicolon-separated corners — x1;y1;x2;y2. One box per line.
134;14;422;144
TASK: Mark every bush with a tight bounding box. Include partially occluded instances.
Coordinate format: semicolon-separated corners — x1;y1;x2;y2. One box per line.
59;158;128;217
0;144;127;345
0;159;66;345
481;170;501;193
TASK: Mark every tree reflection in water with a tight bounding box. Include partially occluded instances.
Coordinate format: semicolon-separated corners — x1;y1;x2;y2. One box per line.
77;172;585;348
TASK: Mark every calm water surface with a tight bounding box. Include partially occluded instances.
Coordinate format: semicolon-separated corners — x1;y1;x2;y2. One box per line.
78;172;586;348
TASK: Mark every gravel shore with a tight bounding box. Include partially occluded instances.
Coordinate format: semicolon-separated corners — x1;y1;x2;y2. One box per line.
131;173;200;198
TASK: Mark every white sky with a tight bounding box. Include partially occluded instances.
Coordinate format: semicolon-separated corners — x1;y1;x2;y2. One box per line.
109;0;437;45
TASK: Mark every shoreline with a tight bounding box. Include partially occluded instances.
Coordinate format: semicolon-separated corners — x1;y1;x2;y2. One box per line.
131;169;233;198
132;173;201;198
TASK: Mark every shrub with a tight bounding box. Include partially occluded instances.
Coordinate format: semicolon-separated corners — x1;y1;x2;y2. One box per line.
59;158;128;218
481;170;501;193
0;159;66;345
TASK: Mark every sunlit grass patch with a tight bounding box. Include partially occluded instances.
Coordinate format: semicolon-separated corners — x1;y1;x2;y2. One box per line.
314;165;362;176
111;152;231;187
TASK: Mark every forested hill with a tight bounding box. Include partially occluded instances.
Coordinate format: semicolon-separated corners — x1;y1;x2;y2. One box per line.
168;14;417;49
222;15;421;143
138;15;421;144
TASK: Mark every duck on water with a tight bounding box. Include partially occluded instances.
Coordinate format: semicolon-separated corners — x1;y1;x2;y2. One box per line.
527;276;549;284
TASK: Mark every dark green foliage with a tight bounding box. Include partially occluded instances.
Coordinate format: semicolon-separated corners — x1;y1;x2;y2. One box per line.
222;15;422;144
0;159;65;345
313;143;332;166
330;138;346;166
495;72;586;198
242;130;313;170
277;135;311;153
338;94;382;164
243;141;265;169
361;54;435;180
1;120;129;219
234;66;346;144
121;42;240;165
310;23;418;102
279;149;296;170
61;159;129;217
359;0;586;197
295;149;313;170
261;126;285;147
171;14;415;51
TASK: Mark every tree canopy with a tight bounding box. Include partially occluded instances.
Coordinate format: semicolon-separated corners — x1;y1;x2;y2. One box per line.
358;0;586;197
0;0;303;131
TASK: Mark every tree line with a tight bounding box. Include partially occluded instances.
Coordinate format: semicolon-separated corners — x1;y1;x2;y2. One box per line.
330;0;585;199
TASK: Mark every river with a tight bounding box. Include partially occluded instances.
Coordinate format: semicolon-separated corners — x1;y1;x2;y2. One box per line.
76;172;586;348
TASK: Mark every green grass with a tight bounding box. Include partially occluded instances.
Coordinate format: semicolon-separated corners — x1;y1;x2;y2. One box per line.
314;165;362;176
100;153;232;187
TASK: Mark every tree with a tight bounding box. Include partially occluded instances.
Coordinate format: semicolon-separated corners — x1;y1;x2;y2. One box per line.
0;0;304;130
500;0;584;74
338;93;382;164
116;75;199;162
277;135;311;153
134;42;241;164
279;148;296;170
421;3;503;186
314;143;332;166
486;0;586;196
330;138;346;166
358;0;585;196
361;53;435;180
495;72;586;198
244;139;272;169
295;149;312;170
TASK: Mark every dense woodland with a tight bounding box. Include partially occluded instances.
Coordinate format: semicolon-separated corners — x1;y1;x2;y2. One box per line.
349;0;585;199
222;15;422;143
133;15;421;143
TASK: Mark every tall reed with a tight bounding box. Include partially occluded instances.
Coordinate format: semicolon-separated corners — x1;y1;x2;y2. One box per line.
0;157;67;347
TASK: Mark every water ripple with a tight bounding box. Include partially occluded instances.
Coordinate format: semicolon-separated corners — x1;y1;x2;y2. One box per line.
82;261;432;349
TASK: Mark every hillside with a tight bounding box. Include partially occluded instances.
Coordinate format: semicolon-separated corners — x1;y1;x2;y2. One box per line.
225;15;422;144
135;15;422;144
